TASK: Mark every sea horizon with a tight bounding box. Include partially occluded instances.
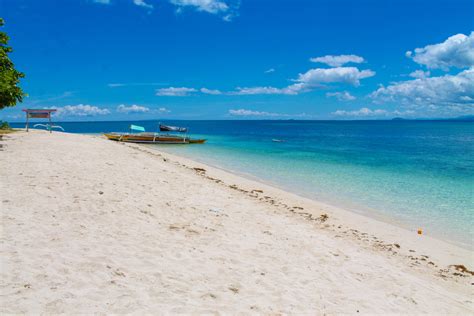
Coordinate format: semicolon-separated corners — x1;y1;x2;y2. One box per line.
6;116;474;124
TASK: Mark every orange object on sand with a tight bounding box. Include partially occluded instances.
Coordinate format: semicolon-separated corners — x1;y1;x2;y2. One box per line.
417;229;423;235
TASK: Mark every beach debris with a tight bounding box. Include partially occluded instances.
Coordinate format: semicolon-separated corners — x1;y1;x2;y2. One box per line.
193;167;206;173
228;286;239;294
201;293;217;299
449;264;474;276
251;189;264;193
393;243;400;249
209;208;222;213
318;213;329;222
417;228;423;235
98;191;104;195
186;228;200;235
114;270;126;277
169;224;181;230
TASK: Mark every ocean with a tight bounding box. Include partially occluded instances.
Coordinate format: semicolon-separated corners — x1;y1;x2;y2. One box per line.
11;120;474;248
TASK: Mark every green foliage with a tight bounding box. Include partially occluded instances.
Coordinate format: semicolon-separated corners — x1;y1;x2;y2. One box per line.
0;120;11;130
0;18;25;110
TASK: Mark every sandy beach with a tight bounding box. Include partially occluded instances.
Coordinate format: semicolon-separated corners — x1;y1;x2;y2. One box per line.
1;130;473;314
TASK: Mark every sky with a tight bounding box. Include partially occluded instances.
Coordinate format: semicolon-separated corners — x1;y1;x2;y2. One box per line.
1;0;473;121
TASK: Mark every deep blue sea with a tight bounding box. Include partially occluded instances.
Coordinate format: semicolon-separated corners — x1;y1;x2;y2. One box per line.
11;120;474;248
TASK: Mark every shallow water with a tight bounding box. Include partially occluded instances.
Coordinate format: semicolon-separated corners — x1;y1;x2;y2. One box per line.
11;120;474;248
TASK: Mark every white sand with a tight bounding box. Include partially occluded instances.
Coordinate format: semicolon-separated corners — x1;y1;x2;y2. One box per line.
1;130;473;314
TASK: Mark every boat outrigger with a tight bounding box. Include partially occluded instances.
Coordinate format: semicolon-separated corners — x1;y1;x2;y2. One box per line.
104;124;206;144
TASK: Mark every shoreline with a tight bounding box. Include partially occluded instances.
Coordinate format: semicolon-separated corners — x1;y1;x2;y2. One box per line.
153;144;474;251
134;141;473;267
1;130;473;313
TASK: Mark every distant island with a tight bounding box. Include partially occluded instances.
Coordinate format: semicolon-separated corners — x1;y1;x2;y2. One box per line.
391;116;473;122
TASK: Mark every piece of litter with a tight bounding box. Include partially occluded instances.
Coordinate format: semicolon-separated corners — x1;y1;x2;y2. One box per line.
209;208;222;213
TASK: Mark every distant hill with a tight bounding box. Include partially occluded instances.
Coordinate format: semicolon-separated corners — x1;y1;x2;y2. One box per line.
391;116;473;122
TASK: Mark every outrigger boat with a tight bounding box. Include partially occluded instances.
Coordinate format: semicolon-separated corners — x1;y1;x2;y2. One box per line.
104;124;206;144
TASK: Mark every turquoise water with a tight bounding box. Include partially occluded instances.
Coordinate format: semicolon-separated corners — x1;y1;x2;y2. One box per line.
11;120;474;248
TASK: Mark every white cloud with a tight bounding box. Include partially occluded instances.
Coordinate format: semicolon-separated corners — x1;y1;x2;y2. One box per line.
332;107;388;117
296;67;375;87
133;0;153;9
370;68;474;108
230;67;374;96
332;107;416;118
55;104;110;117
326;91;356;101
93;0;111;4
158;107;171;113
228;109;309;118
170;0;229;14
229;109;277;116
200;87;222;95
409;70;430;79
231;84;306;95
108;83;126;87
264;68;275;74
406;32;474;70
116;104;150;113
310;54;365;67
156;87;197;96
232;86;283;95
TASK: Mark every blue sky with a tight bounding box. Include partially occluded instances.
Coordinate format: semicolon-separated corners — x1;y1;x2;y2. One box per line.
1;0;473;121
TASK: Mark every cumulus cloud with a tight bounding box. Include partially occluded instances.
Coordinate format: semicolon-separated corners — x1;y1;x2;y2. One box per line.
310;54;365;67
326;91;356;101
409;70;430;79
116;104;150;113
332;107;416;118
370;68;474;108
296;67;375;87
232;86;285;95
229;109;278;116
231;67;374;96
156;87;197;96
200;88;222;95
157;64;374;97
55;104;110;117
170;0;236;19
170;0;229;13
133;0;153;9
231;84;307;95
406;32;474;70
264;68;275;74
228;109;309;118
332;107;388;117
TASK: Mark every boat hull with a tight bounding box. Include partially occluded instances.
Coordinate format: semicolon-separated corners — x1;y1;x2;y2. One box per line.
104;133;206;144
